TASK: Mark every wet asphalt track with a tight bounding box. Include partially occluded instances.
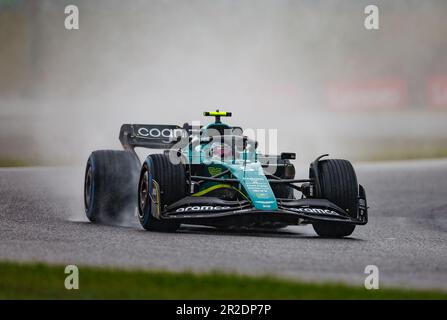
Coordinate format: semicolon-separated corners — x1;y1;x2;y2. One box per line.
1;159;446;290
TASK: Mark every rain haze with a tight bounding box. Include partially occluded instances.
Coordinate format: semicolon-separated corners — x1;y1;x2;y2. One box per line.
1;0;447;165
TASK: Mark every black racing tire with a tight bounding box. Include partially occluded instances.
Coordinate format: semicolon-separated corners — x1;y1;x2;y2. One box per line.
311;159;358;238
84;150;140;224
138;154;186;232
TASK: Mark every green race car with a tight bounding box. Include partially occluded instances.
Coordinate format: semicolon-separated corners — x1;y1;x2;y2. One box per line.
84;111;368;238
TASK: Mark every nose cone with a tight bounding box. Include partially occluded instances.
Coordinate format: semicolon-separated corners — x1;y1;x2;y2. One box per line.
225;162;278;211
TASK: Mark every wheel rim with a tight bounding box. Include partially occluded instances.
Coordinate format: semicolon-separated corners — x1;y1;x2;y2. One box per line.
139;169;149;217
84;163;93;210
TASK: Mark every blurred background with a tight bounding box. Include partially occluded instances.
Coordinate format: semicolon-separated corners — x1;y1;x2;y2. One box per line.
1;0;447;165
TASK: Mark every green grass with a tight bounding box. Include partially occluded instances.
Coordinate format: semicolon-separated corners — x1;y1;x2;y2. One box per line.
0;261;446;299
0;159;32;167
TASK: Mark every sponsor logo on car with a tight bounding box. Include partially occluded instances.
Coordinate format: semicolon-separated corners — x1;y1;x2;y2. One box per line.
175;205;232;213
136;126;188;143
289;207;339;215
208;166;223;176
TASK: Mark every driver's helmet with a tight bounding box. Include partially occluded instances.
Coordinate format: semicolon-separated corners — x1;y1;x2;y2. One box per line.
210;142;234;159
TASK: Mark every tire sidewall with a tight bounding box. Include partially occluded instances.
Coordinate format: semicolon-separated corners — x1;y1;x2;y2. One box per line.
138;154;184;232
138;158;156;227
84;155;97;221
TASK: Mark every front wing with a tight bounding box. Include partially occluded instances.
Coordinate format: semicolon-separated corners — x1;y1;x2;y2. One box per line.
159;190;368;227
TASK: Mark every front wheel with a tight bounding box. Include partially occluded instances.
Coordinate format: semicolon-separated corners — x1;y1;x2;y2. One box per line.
138;154;186;232
311;159;358;238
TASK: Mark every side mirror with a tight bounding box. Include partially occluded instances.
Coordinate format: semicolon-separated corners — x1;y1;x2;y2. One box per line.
281;152;296;160
232;127;243;136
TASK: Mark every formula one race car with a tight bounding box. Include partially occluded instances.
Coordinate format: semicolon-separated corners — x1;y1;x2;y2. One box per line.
84;111;368;237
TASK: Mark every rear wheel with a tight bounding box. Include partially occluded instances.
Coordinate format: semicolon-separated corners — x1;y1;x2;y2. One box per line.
84;150;140;224
138;154;186;232
311;159;358;238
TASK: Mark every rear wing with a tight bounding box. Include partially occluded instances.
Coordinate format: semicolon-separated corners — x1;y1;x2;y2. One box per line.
119;123;245;150
119;124;189;150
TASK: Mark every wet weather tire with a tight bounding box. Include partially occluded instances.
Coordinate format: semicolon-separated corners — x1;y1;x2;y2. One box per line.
312;159;358;238
138;154;186;232
84;150;140;224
